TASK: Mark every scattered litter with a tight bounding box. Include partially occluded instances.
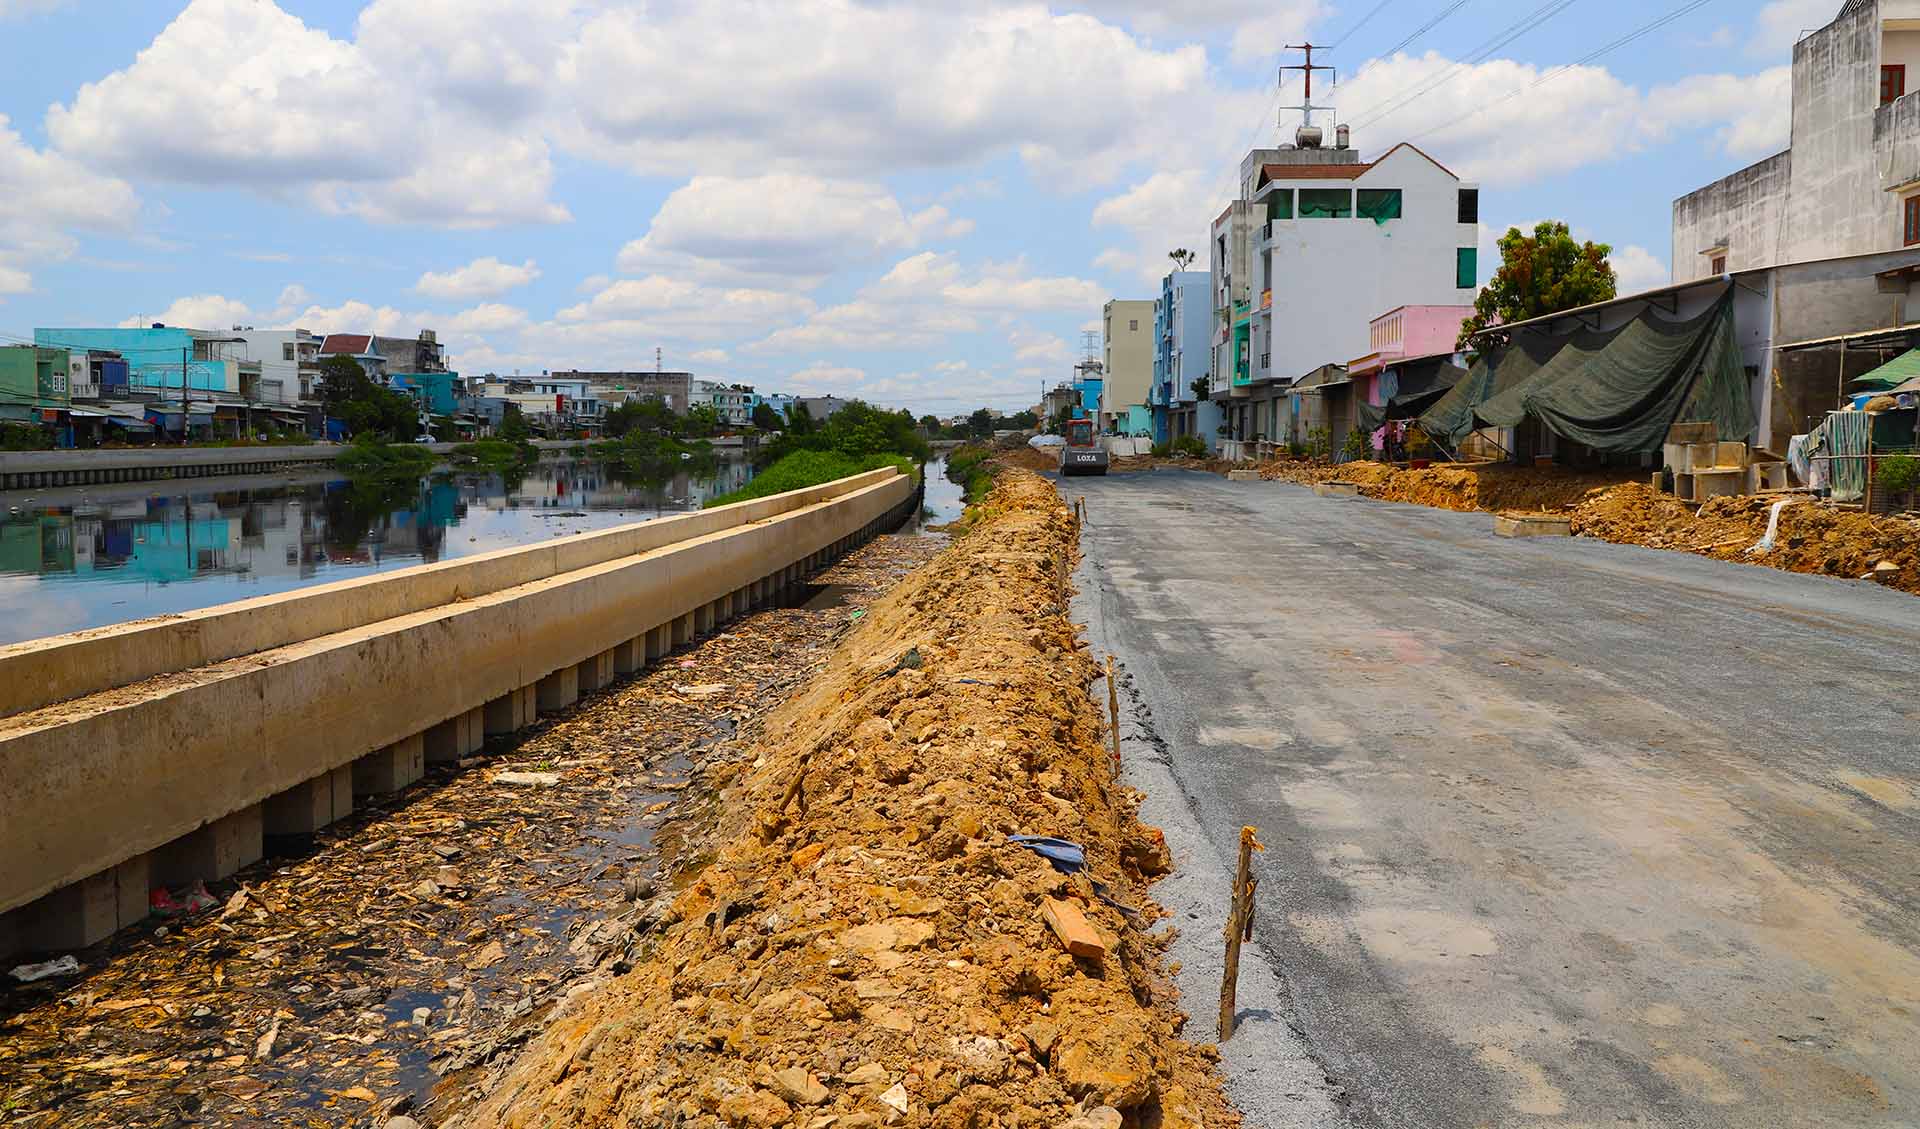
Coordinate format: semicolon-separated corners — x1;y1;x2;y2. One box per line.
671;683;730;698
1007;834;1087;873
8;956;80;983
493;771;562;787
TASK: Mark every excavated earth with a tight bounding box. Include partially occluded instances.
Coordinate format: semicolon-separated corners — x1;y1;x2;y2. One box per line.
454;469;1234;1129
1253;458;1636;511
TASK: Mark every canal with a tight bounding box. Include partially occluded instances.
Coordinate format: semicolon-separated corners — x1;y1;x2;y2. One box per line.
0;454;966;646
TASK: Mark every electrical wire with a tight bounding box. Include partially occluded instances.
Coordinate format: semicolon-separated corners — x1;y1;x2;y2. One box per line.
1346;0;1579;129
1405;0;1719;143
1375;0;1473;60
1328;0;1399;48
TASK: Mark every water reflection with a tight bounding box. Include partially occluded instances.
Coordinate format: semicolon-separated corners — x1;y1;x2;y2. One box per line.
0;457;756;645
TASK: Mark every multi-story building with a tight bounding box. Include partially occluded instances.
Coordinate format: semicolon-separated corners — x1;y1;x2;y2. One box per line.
1100;299;1153;435
1673;0;1920;280
1205;106;1480;448
229;329;321;406
34;326;257;437
697;380;754;427
1151;271;1216;448
796;395;852;421
552;370;699;414
0;346;70;426
317;334;388;382
373;330;446;375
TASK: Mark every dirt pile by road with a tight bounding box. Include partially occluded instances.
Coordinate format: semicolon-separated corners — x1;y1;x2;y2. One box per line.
1570;484;1920;594
1254;459;1636;513
455;469;1232;1129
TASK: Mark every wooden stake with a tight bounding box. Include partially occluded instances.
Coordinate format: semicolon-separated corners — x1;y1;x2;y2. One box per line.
1219;825;1264;1042
1105;655;1121;773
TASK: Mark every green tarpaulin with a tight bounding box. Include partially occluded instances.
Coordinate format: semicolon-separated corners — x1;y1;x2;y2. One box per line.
1357;361;1465;436
1849;349;1920;392
1417;336;1559;447
1425;290;1753;454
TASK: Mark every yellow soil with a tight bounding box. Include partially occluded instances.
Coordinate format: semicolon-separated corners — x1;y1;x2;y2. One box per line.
458;470;1233;1129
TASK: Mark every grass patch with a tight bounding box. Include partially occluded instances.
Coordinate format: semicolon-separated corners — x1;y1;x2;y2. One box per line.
945;443;997;504
334;437;435;477
450;437;541;471
706;449;913;508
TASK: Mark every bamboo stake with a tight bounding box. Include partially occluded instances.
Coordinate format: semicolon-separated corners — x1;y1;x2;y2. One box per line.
1105;655;1121;773
1219;825;1264;1042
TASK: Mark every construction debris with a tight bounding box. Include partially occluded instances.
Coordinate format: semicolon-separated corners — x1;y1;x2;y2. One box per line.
453;470;1234;1129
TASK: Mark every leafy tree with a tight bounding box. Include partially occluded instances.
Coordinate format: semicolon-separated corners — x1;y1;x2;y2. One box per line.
498;402;531;443
682;403;722;438
604;398;678;438
1005;409;1038;429
1168;248;1196;271
967;408;996;438
1189;375;1211;401
1458;221;1616;353
783;402;817;436
318;354;415;440
755;400;928;467
751;402;783;431
918;413;941;433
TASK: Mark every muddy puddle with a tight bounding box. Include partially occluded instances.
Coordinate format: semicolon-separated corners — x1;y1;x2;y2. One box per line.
0;533;947;1128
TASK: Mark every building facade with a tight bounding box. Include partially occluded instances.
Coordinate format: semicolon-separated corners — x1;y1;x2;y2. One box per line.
1101;299;1154;435
1674;1;1920;280
1152;271;1216;448
229;329;320;406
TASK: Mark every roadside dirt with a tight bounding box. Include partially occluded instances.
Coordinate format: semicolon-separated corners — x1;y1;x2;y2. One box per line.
1253;459;1637;513
455;469;1233;1129
0;537;945;1129
1570;484;1920;594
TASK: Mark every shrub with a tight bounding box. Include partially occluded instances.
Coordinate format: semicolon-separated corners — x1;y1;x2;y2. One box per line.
1173;435;1208;458
334;436;435;477
1150;440;1173;458
1879;453;1920;496
1341;428;1369;462
706;449;912;508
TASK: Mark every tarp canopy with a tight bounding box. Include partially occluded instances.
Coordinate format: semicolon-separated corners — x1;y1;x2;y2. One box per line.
1424;289;1752;453
1357;360;1466;435
1849;349;1920;392
1417;334;1559;447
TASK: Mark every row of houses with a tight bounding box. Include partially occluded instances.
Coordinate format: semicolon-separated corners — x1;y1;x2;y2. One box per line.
0;321;851;445
1087;1;1920;477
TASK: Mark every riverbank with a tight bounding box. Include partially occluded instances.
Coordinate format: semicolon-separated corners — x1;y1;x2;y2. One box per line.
457;469;1233;1129
0;533;945;1128
0;442;581;493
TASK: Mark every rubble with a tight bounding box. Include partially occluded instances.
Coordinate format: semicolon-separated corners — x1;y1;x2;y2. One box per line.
0;535;946;1128
454;470;1234;1129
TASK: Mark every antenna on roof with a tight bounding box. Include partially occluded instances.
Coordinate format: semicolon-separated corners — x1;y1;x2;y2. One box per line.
656;345;663;373
1281;43;1337;149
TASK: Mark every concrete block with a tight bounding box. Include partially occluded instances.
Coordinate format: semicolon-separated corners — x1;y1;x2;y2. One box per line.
1313;482;1361;498
330;766;354;821
264;774;334;835
484;685;536;735
674;614;693;647
0;905;20;962
577;649;615;693
154;805;263;888
1494;513;1572;538
20;869;119;952
353;734;425;795
1749;462;1789;492
1691;467;1745;503
1715;441;1748;468
424;707;484;764
613;637;643;675
647;624;671;660
113;854;150;932
695;603;715;636
537;665;579;713
1227;469;1260;481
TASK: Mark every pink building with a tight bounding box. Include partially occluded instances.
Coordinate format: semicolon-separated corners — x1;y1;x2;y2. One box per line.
1347;305;1472;407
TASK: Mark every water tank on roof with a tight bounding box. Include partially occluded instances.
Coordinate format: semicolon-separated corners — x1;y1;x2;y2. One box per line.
1335;124;1351;149
1296;123;1323;149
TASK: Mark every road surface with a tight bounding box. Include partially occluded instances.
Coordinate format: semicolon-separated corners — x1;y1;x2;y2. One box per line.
1070;469;1920;1128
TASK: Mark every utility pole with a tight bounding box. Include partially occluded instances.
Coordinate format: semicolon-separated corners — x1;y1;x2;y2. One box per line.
181;345;190;446
1280;43;1337;136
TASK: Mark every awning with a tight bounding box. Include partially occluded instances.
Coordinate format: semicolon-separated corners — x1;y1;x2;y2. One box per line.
1848;349;1920;391
66;407;110;418
108;415;154;430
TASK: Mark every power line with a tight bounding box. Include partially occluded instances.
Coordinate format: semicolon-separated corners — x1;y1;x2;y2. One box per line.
1328;0;1398;48
1375;0;1474;60
1405;0;1719;143
1346;0;1580;130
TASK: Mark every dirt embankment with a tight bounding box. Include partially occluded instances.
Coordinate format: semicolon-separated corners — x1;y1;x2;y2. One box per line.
1254;459;1639;513
1571;484;1920;594
454;470;1232;1129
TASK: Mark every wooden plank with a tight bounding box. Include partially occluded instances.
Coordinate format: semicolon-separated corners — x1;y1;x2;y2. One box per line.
1040;897;1106;960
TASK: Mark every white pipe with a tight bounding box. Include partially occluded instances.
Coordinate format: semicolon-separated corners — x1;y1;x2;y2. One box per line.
1745;497;1799;555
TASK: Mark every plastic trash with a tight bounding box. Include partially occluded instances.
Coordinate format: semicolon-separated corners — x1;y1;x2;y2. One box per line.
1745;498;1798;556
181;882;218;914
9;956;80;983
1007;835;1087;874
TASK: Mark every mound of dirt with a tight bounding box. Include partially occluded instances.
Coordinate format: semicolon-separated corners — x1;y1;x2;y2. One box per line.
1570;484;1920;595
453;471;1233;1129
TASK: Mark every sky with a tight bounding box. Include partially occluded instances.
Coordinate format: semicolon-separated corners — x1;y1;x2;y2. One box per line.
0;0;1824;414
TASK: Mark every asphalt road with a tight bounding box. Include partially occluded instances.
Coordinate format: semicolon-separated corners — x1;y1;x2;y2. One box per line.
1068;469;1920;1128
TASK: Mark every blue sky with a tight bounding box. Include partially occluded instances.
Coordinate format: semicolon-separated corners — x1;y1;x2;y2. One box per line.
0;0;1817;413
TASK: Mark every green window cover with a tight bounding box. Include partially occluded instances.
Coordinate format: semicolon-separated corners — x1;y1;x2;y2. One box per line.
1467;290;1753;453
1356;189;1402;225
1298;189;1352;218
1456;247;1477;289
1266;191;1292;220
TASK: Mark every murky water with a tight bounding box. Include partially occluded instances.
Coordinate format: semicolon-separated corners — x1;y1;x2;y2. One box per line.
914;453;968;529
0;457;755;645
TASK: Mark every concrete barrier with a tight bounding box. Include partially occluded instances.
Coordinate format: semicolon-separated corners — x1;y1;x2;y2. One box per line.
0;467;915;951
0;440;578;492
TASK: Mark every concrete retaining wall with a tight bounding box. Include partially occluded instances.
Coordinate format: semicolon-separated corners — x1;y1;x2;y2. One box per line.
0;467;914;943
0;440;575;491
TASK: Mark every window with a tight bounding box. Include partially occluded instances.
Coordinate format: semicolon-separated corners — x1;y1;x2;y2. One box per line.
1356;189;1402;223
282;343;295;361
1711;255;1727;274
1884;65;1907;106
1297;188;1353;218
1906;196;1920;246
1456;247;1478;289
1265;190;1292;220
1458;188;1479;224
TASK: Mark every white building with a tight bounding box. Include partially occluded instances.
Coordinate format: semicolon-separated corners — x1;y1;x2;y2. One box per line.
1210;123;1479;446
1674;0;1920;279
229;329;321;405
696;380;754;426
1100;299;1154;435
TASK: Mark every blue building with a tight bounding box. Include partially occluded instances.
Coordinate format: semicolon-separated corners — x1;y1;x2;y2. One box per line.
33;326;241;398
1149;271;1218;451
390;371;460;416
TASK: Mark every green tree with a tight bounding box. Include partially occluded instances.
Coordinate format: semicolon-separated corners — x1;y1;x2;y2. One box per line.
967;408;995;438
318;355;415;440
499;402;531;442
1458;221;1616;353
918;413;941;433
604;398;678;438
1168;248;1196;271
751;402;783;431
783;402;816;436
682;403;721;437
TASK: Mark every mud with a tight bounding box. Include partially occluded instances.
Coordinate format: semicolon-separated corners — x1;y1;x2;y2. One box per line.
1252;459;1637;513
453;470;1232;1129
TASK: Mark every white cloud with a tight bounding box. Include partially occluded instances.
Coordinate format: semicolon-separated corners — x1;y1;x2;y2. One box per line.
48;0;569;228
415;257;543;301
447;302;532;335
616;175;943;289
0;113;139;294
118;294;256;330
1090;168;1216;284
1750;0;1837;57
557;276;814;330
1609;245;1670;295
1649;67;1793;159
689;348;730;365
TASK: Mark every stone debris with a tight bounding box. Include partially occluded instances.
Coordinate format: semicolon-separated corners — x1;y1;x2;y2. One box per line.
455;471;1234;1129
